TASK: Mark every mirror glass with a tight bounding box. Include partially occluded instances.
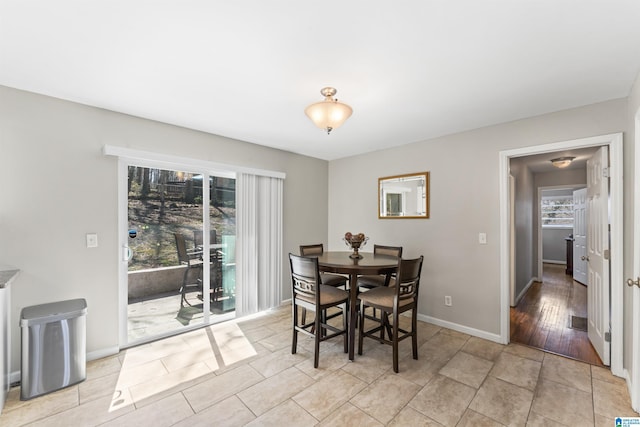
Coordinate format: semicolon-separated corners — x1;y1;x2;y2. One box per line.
378;172;429;219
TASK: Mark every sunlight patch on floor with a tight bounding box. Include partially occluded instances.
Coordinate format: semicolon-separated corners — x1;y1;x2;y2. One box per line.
109;321;255;412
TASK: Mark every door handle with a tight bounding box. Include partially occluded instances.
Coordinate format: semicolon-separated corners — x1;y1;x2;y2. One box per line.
627;278;640;288
581;256;589;261
123;246;133;261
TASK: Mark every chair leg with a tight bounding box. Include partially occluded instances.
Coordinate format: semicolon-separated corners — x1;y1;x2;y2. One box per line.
180;267;191;307
314;309;321;368
358;302;365;356
292;304;298;355
412;310;418;360
393;311;400;373
342;303;348;353
377;311;393;343
321;310;327;337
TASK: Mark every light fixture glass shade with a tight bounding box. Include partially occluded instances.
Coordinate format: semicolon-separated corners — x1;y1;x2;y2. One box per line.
550;156;576;168
305;87;353;134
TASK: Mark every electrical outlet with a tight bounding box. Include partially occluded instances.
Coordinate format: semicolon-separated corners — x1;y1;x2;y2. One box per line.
444;296;452;306
479;232;487;244
86;233;98;248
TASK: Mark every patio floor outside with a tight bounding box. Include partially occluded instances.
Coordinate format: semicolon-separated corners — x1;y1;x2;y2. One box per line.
128;289;235;342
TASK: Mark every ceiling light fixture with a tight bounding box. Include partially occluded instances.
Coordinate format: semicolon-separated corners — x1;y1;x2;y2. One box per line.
550;156;576;168
305;87;353;134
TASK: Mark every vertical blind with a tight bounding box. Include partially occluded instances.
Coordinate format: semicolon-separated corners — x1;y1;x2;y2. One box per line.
236;173;283;316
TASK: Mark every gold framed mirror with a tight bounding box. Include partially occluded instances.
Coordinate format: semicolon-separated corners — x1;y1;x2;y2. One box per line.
378;172;429;219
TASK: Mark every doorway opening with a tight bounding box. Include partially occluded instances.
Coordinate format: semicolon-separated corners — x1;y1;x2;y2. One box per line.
509;152;596;364
499;133;624;377
112;153;238;348
125;166;236;345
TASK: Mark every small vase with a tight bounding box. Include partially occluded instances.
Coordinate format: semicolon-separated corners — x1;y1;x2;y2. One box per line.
343;236;367;259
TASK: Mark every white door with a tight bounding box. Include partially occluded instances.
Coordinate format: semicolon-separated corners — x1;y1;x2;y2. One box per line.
629;114;640;411
573;188;588;285
587;146;610;365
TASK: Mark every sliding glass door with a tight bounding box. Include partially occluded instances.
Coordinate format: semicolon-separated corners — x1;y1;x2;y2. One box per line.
123;164;236;346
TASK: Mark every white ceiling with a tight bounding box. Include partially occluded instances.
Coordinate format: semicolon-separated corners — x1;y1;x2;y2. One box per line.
2;1;640;161
513;146;600;174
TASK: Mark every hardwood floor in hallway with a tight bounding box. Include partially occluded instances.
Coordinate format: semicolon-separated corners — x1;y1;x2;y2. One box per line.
510;263;603;366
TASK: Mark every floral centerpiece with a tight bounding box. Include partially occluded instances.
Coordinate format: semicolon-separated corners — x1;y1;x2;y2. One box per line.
343;232;369;259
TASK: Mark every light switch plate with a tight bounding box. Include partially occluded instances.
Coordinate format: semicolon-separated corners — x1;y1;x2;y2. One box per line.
86;233;98;248
479;232;487;244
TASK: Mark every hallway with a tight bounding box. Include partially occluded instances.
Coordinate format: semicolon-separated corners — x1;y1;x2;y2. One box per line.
510;263;603;366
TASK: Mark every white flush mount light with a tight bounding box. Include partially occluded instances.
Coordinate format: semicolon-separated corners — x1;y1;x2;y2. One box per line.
305;87;353;134
550;156;576;168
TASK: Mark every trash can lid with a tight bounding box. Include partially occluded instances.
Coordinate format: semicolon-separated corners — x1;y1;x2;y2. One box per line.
20;298;87;326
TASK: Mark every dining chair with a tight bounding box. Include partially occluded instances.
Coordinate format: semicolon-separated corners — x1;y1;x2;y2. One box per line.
299;244;348;334
357;245;403;289
290;253;349;368
299;244;348;288
358;256;424;373
193;229;218;249
194;230;224;301
174;232;205;307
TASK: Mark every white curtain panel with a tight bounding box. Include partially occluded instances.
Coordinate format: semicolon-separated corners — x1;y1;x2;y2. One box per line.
236;173;283;317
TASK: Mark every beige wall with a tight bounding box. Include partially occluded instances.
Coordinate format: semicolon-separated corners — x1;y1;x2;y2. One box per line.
1;81;637;375
0;85;329;372
509;158;534;299
328;98;627;337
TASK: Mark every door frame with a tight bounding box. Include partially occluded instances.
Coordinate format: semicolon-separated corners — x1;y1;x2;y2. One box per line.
106;146;238;348
499;132;623;377
509;174;516;306
631;112;640;409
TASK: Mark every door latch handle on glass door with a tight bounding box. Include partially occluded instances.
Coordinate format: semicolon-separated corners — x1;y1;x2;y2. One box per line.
123;246;133;261
627;277;640;288
581;255;589;261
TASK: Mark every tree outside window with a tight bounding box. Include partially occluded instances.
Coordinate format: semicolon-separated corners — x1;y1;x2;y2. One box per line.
541;195;574;227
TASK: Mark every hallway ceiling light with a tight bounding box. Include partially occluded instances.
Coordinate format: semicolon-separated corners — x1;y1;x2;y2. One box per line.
550;156;575;168
305;87;353;134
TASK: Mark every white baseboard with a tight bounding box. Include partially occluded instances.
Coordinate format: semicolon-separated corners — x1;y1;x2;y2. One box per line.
9;370;20;385
513;278;538;307
87;346;120;362
417;314;503;344
542;259;566;265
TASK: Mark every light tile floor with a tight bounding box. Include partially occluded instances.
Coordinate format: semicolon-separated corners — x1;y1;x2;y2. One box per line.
2;303;638;426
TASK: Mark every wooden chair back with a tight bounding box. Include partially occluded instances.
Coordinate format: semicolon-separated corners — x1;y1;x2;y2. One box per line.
373;244;403;258
290;253;320;304
299;244;324;256
396;256;424;302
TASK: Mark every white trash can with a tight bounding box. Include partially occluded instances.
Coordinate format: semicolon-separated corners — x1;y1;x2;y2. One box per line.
20;299;87;400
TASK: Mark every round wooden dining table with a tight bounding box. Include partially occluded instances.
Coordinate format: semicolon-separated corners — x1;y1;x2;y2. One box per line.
315;251;399;361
